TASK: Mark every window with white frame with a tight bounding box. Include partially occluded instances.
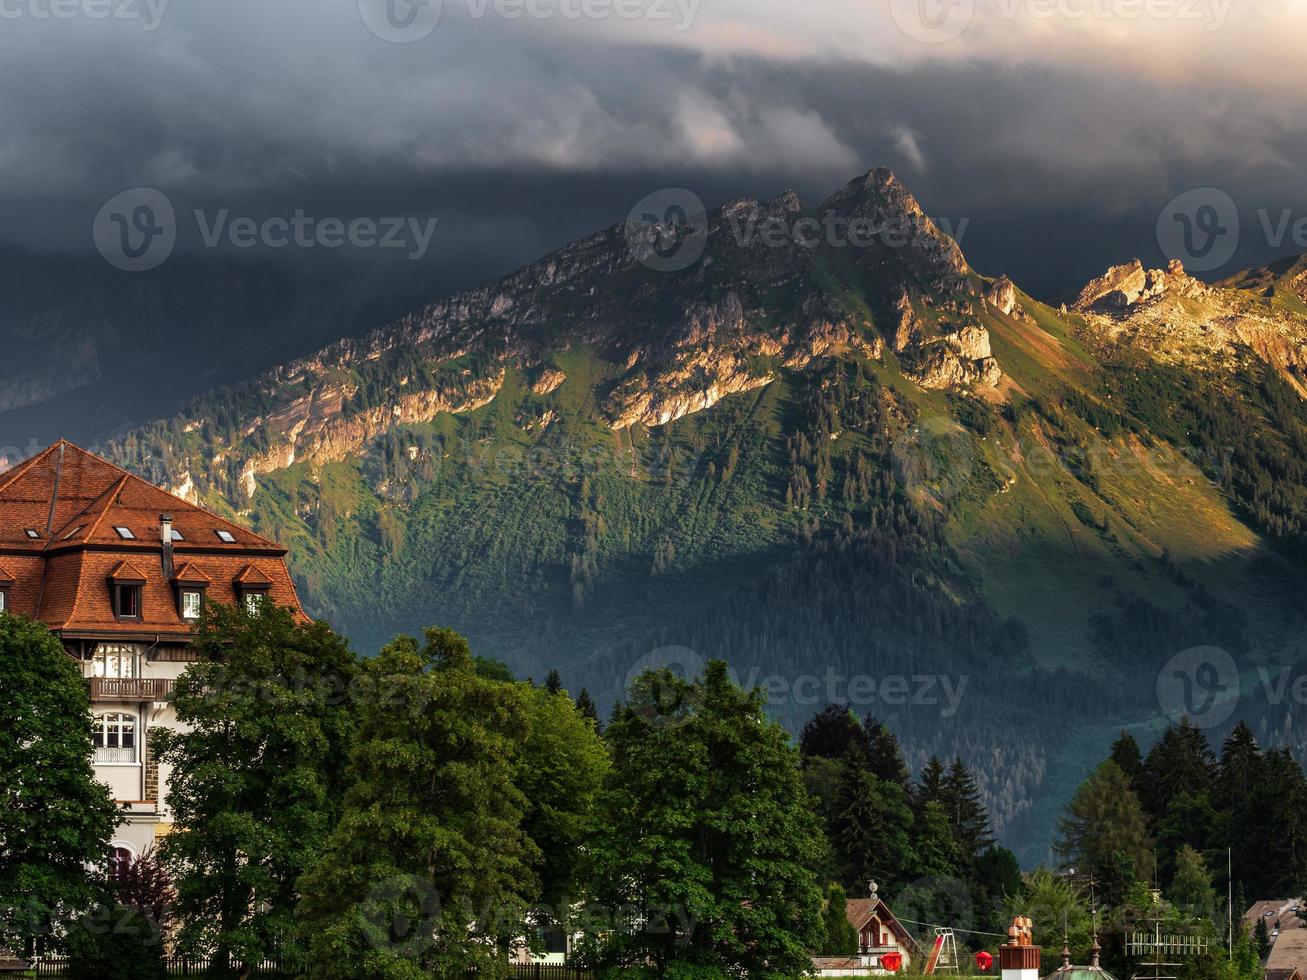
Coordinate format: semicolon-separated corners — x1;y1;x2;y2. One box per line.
181;590;202;620
93;712;137;763
92;644;139;679
244;591;267;614
0;589;7;613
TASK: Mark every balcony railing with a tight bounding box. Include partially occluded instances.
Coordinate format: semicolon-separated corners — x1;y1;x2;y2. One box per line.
88;677;173;702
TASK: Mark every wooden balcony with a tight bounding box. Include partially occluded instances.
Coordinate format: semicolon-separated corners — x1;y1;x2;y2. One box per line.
88;677;173;702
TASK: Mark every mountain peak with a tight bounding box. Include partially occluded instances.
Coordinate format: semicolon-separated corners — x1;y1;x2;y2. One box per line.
1071;257;1207;313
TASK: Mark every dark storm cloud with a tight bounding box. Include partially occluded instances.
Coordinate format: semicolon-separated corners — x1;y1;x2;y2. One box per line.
1;0;1304;299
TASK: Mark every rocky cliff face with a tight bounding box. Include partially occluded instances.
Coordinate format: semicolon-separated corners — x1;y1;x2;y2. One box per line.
147;166;1016;502
1070;257;1307;392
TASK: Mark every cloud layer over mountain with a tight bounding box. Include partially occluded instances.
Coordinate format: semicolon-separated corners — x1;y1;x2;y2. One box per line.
3;0;1305;296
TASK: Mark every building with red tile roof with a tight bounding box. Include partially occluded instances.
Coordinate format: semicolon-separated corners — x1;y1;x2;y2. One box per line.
0;440;308;857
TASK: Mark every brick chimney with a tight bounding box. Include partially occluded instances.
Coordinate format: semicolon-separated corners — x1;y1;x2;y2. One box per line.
1001;916;1040;980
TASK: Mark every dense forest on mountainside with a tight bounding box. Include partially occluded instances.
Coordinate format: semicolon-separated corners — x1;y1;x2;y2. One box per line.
101;170;1307;862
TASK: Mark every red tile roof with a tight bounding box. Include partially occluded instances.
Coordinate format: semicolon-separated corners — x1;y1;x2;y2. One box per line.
0;441;307;636
171;562;212;586
107;559;149;583
234;564;274;587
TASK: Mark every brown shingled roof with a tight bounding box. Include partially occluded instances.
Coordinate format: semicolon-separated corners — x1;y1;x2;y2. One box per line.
0;441;307;635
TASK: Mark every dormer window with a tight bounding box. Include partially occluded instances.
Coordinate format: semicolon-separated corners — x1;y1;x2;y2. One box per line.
115;585;141;619
107;561;147;622
216;530;236;544
234;564;272;613
172;563;211;623
114;526;135;540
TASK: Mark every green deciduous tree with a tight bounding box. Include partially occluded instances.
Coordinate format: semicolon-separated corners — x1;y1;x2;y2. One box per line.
1169;845;1217;927
800;704;871;766
153;603;358;975
64;903;166;980
297;628;539;979
516;684;609;912
585;662;825;979
0;614;118;956
1007;869;1092;975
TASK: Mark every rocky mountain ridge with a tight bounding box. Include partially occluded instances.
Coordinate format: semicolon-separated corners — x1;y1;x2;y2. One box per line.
1070;256;1307;393
153;167;1014;504
101;166;1307;862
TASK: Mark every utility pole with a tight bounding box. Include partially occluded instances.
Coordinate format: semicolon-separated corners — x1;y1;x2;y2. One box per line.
1227;848;1233;961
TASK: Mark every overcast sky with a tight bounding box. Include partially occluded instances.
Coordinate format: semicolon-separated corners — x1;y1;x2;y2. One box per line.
3;0;1305;298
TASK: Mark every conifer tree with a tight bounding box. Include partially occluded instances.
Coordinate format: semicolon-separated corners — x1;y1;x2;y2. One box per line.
831;750;917;891
574;687;600;727
1056;760;1156;892
544;669;563;695
1110;731;1145;790
821;883;859;956
1140;719;1215;821
916;756;947;809
941;758;994;861
864;715;911;787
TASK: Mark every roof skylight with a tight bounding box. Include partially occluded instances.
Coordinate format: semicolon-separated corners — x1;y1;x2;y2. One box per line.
216;530;236;543
114;527;135;540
